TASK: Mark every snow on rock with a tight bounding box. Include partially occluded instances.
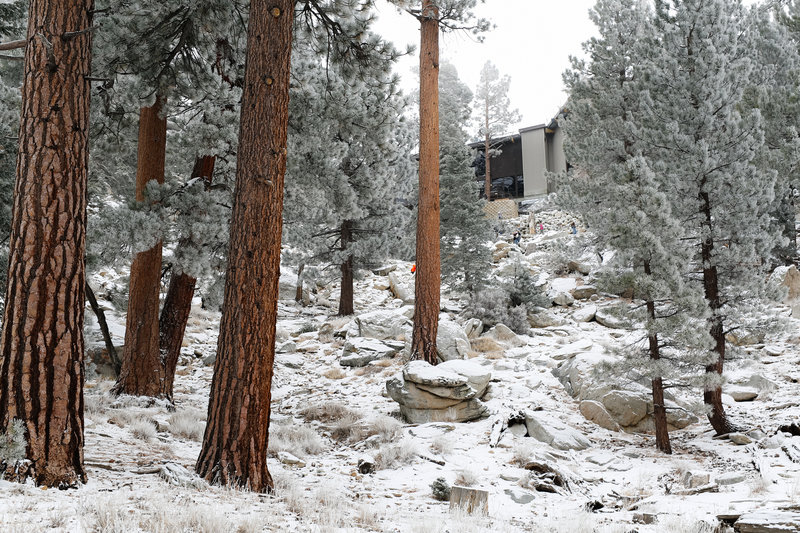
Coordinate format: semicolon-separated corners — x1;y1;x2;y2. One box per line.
339;338;398;367
551;291;575;307
484;323;525;348
436;317;471;362
572;304;597;323
579;400;621;431
523;411;592;451
388;360;491;423
353;308;412;340
464;318;483;339
528;308;565;328
387;271;414;303
571;285;597;300
594;306;625;329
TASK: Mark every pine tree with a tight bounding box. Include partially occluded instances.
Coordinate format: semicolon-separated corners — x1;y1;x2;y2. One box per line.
390;0;488;365
474;61;520;200
284;35;413;317
560;0;710;452
195;0;294;492
0;0;92;487
438;61;492;296
645;0;780;434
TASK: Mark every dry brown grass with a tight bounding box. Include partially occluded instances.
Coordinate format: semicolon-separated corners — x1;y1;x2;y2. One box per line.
323;368;346;380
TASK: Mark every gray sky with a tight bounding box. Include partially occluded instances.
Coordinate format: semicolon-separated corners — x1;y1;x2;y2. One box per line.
372;0;763;135
372;0;599;134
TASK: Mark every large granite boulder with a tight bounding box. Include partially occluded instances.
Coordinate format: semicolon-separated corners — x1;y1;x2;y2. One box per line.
354;308;412;340
572;304;597;323
388;271;414;303
387;360;491;423
340;338;399;367
436;318;471;362
528;309;564;328
524;411;592;451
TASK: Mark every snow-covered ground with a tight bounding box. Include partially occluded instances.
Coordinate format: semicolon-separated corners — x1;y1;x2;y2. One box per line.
3;211;800;533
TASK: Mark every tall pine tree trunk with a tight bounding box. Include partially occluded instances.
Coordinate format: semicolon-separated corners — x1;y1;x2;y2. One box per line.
643;262;671;453
295;263;304;303
483;98;491;200
338;220;354;316
158;155;216;401
700;191;735;435
0;0;92;487
114;98;167;398
412;0;441;365
195;0;294;492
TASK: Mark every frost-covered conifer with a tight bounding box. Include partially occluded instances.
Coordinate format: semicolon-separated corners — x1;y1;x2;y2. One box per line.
0;0;25;320
438;62;492;296
560;0;711;452
644;0;782;434
284;32;414;316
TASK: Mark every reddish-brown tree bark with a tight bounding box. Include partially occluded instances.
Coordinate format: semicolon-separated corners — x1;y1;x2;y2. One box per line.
700;191;735;435
643;261;671;454
338;220;354;316
113;98;168;398
195;0;294;492
411;0;441;365
158;155;216;401
0;0;92;488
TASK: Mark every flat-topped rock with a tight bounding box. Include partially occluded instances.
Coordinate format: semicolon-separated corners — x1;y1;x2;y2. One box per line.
438;359;492;395
403;360;468;388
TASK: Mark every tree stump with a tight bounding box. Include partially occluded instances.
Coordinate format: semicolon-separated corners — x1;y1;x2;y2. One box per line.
449;486;488;515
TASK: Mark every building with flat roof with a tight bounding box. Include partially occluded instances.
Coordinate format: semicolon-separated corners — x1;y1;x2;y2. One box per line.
470;110;567;200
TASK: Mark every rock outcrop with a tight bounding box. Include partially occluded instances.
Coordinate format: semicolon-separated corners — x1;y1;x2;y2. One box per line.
387;360;491;423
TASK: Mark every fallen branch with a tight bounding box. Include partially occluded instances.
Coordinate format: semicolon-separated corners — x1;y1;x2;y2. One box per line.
673;483;719;496
417;453;445;466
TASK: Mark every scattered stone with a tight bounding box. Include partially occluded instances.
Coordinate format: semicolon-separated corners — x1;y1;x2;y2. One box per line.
571;285;597;300
594;307;624;329
340;338;398;367
528;309;565;328
388;361;491;423
524;412;591;451
764;345;784;357
277;353;304;369
728;386;759;402
579;400;621;432
505;488;534;504
357;455;376;474
354;309;412;340
202;354;216;367
567;260;592;275
716;472;747;486
733;510;800;533
464;318;484;340
601;390;649;428
372;265;397;276
277;452;306;467
729;433;754;446
551;292;575;307
437;318;471;362
387;271;414;303
683;471;710;489
398;399;489;424
572;305;597;323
